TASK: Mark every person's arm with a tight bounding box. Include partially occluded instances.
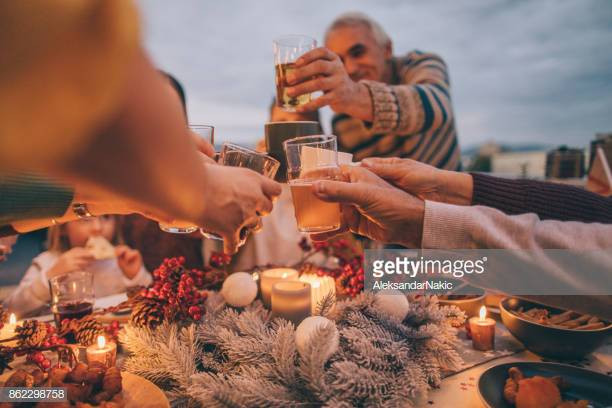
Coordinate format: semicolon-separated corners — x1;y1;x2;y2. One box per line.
363;157;612;224
0;173;74;226
360;52;453;136
470;172;612;223
422;201;612;250
3;255;54;318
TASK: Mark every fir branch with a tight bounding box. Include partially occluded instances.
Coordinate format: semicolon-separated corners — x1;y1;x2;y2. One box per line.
315;292;336;318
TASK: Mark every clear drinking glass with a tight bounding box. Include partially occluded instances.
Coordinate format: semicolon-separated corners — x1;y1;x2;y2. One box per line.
273;35;317;112
159;124;215;234
283;135;341;233
200;143;280;244
49;271;95;328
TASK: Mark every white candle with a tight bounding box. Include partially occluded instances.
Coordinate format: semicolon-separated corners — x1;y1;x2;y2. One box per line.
86;335;117;368
299;274;336;314
260;268;299;308
271;281;311;325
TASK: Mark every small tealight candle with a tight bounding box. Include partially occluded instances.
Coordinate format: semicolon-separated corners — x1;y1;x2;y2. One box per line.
469;306;495;351
271;281;311;325
86;335;117;368
299;274;336;314
260;268;299;308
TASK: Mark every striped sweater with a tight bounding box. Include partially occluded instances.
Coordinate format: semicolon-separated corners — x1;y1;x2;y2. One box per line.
332;50;461;170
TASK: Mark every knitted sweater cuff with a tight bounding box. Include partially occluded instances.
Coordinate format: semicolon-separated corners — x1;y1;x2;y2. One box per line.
422;201;475;249
360;80;398;133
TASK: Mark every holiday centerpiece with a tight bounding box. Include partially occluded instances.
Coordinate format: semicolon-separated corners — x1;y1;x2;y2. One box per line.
118;246;465;407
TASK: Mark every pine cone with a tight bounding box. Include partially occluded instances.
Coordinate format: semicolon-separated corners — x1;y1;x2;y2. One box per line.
71;316;104;346
0;305;9;326
16;320;48;347
130;297;164;329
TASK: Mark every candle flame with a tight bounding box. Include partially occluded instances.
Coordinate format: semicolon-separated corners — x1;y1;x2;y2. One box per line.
252;272;259;281
9;313;16;325
97;335;106;349
479;306;487;321
281;272;288;278
311;281;320;289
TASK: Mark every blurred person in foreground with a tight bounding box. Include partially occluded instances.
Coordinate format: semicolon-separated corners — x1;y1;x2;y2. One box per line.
0;1;280;254
285;12;461;169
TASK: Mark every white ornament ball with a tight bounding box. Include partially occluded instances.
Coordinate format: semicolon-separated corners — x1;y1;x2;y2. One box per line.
295;316;339;360
221;272;258;307
374;289;410;321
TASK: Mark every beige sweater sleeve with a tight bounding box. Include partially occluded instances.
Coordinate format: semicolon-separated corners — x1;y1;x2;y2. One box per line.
421;201;612;250
420;201;612;318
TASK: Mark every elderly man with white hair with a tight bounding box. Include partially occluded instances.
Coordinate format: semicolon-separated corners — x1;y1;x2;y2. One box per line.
285;12;461;170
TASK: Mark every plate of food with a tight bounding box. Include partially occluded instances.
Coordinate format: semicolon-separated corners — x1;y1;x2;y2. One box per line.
1;362;169;407
500;297;612;358
478;362;612;408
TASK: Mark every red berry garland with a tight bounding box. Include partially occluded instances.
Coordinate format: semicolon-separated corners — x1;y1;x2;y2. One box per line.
139;257;209;324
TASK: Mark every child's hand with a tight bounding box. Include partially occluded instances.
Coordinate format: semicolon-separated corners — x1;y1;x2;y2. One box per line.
48;248;95;279
115;245;143;280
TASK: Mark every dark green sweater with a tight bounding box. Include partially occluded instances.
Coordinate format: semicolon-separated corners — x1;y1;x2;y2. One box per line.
0;172;74;227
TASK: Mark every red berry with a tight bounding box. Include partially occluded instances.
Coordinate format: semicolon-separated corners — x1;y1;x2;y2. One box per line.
41;359;51;369
188;306;200;315
34;353;45;363
42;341;51;348
192;313;202;321
111;321;120;330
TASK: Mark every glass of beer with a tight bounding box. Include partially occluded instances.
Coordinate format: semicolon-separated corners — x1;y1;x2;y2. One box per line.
273;35;317;112
159;124;214;234
200;143;280;243
284;135;341;233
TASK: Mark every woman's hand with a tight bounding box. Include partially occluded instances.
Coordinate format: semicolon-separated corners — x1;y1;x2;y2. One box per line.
310;166;425;248
115;245;143;280
362;157;473;205
47;247;95;279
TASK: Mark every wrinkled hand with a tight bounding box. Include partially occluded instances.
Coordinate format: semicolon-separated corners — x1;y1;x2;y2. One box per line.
309;166;425;247
198;163;281;254
47;247;95;279
116;245;143;280
362;157;473;205
286;47;373;121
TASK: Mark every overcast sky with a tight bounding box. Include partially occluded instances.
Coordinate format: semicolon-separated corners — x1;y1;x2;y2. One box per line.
137;0;612;150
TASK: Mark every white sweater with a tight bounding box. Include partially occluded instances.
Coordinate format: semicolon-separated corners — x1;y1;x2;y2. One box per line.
4;250;152;318
421;201;612;318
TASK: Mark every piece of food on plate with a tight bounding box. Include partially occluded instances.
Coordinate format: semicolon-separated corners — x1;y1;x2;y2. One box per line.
515;376;562;408
86;236;116;260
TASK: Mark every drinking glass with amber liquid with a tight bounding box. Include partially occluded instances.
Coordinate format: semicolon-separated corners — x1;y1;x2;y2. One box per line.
273;35;317;112
284;135;341;233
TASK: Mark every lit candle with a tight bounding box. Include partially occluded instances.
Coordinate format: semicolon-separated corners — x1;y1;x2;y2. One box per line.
0;314;19;347
469;306;495;351
271;281;311;325
260;268;299;308
299;274;336;314
86;335;117;368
